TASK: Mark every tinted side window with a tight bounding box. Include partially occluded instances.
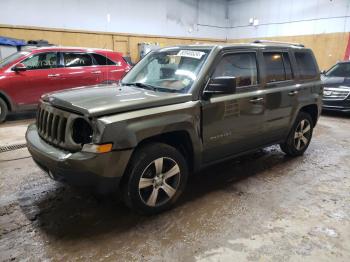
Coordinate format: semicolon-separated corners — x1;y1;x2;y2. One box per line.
63;53;93;67
22;52;58;70
92;53;116;65
295;51;318;80
263;53;285;83
212;52;258;87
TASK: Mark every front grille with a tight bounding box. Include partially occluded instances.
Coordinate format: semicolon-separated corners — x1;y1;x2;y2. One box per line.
323;87;350;100
36;103;82;152
38;107;67;144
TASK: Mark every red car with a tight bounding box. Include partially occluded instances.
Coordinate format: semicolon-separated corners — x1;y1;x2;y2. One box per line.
0;46;131;122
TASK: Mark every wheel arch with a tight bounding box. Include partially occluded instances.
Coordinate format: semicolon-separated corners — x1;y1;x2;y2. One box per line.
0;91;13;111
131;130;196;174
299;104;319;127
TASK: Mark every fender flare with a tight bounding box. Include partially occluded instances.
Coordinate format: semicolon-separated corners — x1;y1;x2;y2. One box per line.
131;126;203;173
0;91;14;111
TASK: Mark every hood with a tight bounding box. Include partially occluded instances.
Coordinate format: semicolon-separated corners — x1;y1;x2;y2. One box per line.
321;75;350;87
42;84;193;117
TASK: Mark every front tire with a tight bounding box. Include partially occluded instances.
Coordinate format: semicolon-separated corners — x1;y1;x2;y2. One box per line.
0;98;8;123
122;143;188;215
280;112;313;157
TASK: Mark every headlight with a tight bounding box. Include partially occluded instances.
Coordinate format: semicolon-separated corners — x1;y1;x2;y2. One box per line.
338;85;350;90
71;118;93;145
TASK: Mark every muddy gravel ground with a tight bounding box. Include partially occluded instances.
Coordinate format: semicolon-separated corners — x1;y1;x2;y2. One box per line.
0;113;350;261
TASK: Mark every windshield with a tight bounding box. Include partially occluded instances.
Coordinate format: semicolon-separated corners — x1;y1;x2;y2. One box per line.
0;51;29;69
326;62;350;77
122;48;210;93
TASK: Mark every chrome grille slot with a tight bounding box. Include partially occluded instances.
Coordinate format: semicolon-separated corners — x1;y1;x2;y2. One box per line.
47;113;53;138
58;117;67;143
38;109;42;132
44;112;50;137
51;115;59;141
43;110;49;135
36;103;82;152
323;87;350;100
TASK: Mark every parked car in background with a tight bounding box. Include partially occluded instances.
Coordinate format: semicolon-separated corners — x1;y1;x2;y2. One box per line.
0;46;131;122
322;61;350;113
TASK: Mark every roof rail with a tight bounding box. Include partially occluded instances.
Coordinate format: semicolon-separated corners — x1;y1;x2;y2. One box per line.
252;40;305;47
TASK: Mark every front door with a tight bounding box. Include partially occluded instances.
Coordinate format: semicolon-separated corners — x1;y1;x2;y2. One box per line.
10;52;60;106
202;51;265;163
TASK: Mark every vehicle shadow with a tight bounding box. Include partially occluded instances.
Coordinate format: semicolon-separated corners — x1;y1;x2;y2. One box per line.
322;110;350;119
19;146;297;240
5;111;36;123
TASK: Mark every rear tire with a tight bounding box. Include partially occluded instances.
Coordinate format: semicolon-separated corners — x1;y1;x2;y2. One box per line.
280;112;313;157
0;98;8;123
122;143;188;215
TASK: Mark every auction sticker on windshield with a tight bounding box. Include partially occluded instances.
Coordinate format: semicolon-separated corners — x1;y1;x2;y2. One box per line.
177;50;205;59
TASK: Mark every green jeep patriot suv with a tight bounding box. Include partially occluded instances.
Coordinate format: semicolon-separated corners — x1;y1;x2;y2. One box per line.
26;41;323;214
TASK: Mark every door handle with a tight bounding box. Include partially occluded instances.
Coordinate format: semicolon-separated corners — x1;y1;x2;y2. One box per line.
48;74;60;77
92;71;101;74
288;90;299;96
249;97;264;104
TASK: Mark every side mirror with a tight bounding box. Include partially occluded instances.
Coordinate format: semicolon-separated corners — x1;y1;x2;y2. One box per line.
320;70;326;75
204;76;237;97
12;63;27;72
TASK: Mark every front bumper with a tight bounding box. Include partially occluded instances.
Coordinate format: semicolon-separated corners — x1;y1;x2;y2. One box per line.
322;99;350;113
26;124;133;192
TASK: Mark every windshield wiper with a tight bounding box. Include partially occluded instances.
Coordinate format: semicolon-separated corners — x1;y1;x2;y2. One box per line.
123;82;182;93
123;82;157;91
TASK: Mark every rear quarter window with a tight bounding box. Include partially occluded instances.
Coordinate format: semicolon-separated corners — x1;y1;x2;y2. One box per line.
92;53;116;65
295;51;318;80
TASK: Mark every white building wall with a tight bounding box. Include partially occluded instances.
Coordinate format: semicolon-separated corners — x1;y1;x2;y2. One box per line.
1;0;229;39
228;0;350;39
2;0;350;40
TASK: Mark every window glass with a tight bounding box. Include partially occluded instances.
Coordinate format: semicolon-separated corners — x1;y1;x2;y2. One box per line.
0;51;29;68
283;53;293;80
63;53;93;67
263;53;285;83
22;52;58;70
92;53;116;65
122;49;210;93
295;51;318;79
325;63;350;77
212;52;258;87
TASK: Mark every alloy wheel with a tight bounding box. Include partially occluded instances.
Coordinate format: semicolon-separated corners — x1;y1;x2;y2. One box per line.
138;157;181;207
294;119;311;151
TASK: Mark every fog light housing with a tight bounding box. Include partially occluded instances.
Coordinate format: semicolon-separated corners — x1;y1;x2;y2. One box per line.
82;143;113;153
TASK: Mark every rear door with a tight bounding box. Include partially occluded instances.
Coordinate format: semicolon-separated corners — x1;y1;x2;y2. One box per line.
261;50;299;143
201;50;265;163
59;52;100;89
9;51;60;106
